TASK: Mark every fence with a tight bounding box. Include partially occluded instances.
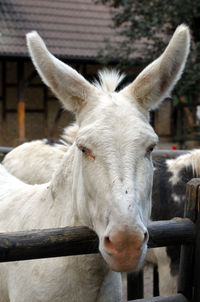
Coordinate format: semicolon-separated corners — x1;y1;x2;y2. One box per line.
0;146;12;161
0;147;200;301
0;179;199;301
128;178;200;302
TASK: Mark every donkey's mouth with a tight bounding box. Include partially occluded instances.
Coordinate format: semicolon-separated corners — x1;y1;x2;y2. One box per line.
101;242;147;272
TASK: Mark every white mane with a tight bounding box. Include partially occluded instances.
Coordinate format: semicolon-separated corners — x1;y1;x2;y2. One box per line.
93;69;125;93
167;149;200;185
60;122;79;145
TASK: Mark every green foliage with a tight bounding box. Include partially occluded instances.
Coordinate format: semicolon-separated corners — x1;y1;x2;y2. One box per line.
97;0;200;98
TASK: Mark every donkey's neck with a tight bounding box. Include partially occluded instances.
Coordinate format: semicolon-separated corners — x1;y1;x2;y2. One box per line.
48;145;83;227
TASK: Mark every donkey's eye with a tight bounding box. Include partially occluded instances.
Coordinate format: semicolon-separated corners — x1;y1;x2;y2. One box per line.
146;144;155;158
81;146;88;154
78;145;95;160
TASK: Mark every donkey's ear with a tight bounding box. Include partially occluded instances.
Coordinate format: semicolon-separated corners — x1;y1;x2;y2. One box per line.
26;32;96;113
121;25;190;112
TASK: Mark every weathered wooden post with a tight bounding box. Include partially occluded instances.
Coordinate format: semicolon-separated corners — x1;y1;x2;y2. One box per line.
153;265;159;297
17;101;25;141
17;61;25;143
1;60;7;142
178;178;200;301
192;183;200;301
127;271;144;300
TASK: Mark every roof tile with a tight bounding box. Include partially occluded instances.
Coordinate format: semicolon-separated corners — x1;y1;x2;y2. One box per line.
0;0;119;60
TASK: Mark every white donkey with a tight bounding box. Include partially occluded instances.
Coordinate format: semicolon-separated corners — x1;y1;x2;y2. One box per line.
0;25;190;302
3;124;78;184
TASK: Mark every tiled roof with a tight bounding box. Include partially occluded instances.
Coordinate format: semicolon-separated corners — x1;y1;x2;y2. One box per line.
0;0;120;60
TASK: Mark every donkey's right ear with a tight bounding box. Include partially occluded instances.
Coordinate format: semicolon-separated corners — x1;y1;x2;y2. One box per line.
26;32;97;113
121;24;190;114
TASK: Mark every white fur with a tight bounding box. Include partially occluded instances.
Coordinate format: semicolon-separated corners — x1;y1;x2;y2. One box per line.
60;123;79;145
3;124;78;184
122;24;190;112
0;25;190;302
148;247;178;295
3;139;67;184
167;149;200;185
93;69;125;93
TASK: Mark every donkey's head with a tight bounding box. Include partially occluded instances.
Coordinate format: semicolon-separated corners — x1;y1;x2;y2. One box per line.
27;25;190;272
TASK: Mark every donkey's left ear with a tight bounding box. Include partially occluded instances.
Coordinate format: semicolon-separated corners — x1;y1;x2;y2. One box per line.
26;32;97;113
121;24;190;112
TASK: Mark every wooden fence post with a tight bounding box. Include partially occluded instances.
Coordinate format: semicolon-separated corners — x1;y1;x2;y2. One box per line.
178;178;200;300
17;61;25;143
153;265;159;297
127;271;144;300
18;101;25;141
192;184;200;301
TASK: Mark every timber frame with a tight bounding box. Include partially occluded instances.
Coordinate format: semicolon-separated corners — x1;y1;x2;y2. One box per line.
0;57;102;143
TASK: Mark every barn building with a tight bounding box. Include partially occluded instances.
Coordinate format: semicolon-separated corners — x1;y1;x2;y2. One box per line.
0;0;174;147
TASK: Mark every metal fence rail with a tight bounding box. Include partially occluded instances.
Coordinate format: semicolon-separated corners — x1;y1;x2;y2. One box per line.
0;146;13;154
0;146;12;161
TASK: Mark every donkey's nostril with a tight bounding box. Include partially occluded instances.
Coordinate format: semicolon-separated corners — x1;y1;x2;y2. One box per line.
104;236;111;247
104;235;115;254
104;236;110;243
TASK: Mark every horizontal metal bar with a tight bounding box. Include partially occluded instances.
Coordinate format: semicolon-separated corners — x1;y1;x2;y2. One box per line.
129;293;189;301
174;135;200;142
0;146;13;154
152;150;188;159
0;219;195;263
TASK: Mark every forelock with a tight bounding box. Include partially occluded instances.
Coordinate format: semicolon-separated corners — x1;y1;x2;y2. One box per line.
93;69;125;93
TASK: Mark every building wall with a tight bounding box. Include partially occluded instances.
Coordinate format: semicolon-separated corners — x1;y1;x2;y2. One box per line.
0;60;77;146
0;60;173;147
154;99;172;136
